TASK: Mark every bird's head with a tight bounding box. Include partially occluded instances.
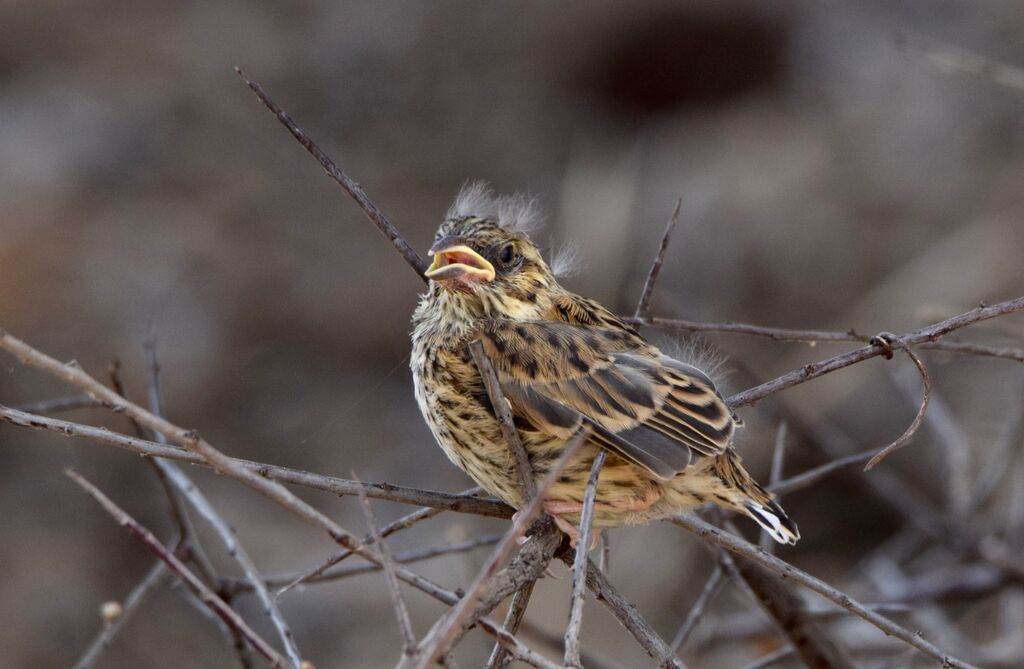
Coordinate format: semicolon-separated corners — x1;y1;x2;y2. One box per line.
422;185;563;320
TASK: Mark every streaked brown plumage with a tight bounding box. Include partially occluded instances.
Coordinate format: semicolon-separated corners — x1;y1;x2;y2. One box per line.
411;185;798;545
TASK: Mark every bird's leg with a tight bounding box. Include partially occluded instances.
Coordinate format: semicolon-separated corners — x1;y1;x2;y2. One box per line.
544;500;599;549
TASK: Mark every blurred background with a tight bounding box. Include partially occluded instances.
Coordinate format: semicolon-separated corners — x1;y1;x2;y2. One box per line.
2;1;1024;667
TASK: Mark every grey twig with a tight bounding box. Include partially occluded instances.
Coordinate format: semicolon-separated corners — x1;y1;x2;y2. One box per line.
66;470;292;668
634;199;681;319
670;514;976;669
624;316;1024;363
234;68;428;279
356;484;418;655
761;423;787;553
669;566;723;653
12;394;100;414
408;430;589;669
224;534;504;596
564;450;606;668
485;582;537;669
276;495;471;596
469;339;537;502
142;335;304;668
720;521;855;669
562;553;688;669
865;336;931;470
768;448;876;497
725;297;1024;408
73;561;168;669
896;33;1024;96
0;403;510;519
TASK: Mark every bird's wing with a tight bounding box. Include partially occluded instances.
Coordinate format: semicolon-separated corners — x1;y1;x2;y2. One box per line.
476;319;734;480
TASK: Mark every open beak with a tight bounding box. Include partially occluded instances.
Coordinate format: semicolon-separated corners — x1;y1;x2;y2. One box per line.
424;243;495;283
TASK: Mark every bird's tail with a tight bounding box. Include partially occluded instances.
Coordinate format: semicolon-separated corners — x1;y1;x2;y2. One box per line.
713;451;800;545
742;497;800;546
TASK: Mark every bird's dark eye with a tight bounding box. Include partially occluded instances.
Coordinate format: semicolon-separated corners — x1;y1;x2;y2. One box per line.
497;243;516;266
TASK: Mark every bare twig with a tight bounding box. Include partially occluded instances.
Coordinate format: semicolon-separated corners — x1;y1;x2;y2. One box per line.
725;297;1024;408
564;449;606;668
624;316;1024;363
73;561;167;669
670;515;976;669
409;429;588;669
563;553;688;669
669;566;723;653
276;495;470;596
224;534;505;595
720;521;855;669
485;582;537;669
0;404;510;519
761;423;787;553
634;199;681;319
0;334;565;669
469;340;537;502
739;646;791;669
234;68;428;279
768;448;876;497
66;470;292;668
142;336;304;669
865;336;931;470
357;485;417;655
896;33;1024;95
12;394;100;414
599;530;610;575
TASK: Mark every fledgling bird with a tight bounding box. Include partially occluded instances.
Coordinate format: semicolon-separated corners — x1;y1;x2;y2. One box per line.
411;184;798;546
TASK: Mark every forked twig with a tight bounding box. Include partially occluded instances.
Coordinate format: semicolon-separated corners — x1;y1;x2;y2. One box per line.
66;470;292;668
408;429;588;669
564;450;606;668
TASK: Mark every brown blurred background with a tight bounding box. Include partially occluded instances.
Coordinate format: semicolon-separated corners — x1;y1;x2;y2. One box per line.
2;1;1024;667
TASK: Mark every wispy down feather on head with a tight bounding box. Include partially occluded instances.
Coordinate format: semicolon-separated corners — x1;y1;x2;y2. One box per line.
445;182;582;278
446;181;543;234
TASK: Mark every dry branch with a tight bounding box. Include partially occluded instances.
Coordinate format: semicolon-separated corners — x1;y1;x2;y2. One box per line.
564;449;605;668
470;340;537;502
235;68;429;279
408;430;587;669
74;561;167;669
634;199;681;319
725;296;1024;408
865;336;931;470
357;487;418;655
624;316;1024;363
669;566;723;653
66;470;293;668
670;515;976;669
0;403;510;518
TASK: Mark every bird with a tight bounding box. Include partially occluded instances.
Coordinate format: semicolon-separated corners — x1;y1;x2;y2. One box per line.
410;184;798;546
